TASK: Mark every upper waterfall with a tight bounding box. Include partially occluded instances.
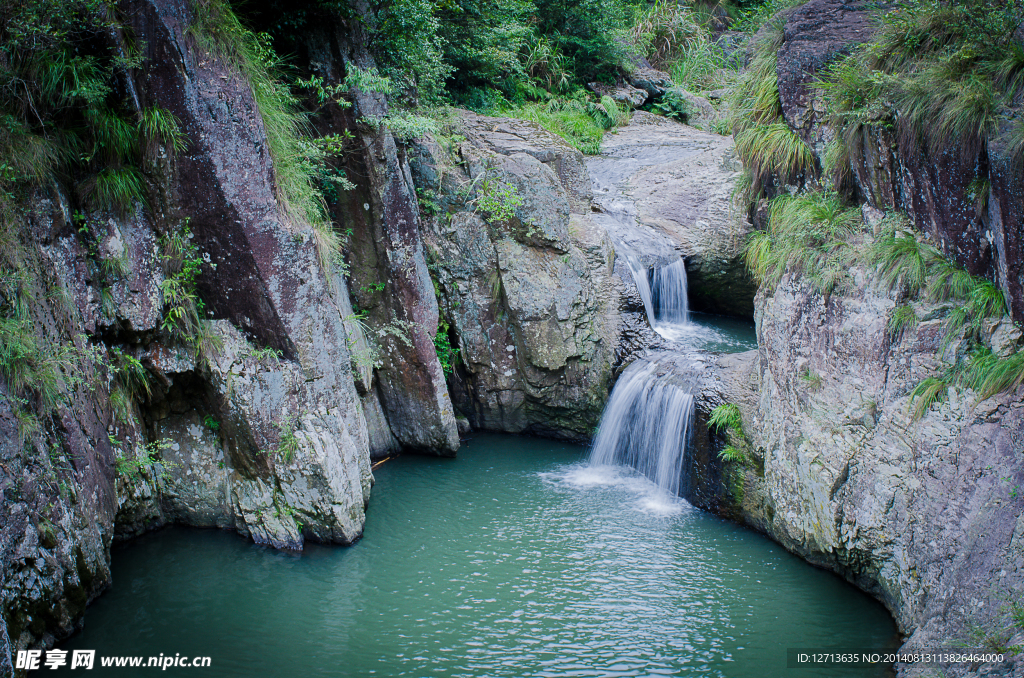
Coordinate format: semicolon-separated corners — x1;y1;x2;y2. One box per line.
623;254;691;334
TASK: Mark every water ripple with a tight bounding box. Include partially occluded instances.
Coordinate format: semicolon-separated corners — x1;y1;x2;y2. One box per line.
60;434;897;678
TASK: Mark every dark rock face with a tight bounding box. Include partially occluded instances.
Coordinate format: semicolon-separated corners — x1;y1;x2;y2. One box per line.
988;128;1024;321
775;0;876;145
691;274;1024;677
0;246;114;658
774;0;1024;323
305;20;460;457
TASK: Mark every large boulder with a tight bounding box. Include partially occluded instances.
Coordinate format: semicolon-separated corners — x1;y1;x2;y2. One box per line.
411;112;643;440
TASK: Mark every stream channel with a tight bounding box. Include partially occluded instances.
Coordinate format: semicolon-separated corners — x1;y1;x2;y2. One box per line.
56;118;898;677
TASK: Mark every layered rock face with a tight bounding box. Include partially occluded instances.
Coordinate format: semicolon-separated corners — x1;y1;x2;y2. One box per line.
121;0;374;550
304;17;461;457
692;273;1024;675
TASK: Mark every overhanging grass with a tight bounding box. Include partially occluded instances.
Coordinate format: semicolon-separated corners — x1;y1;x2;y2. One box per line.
816;0;1024;158
191;0;341;269
729;20;814;203
744;191;861;295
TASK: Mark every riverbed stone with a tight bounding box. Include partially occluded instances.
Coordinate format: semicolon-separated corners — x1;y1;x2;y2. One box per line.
588;112;756;316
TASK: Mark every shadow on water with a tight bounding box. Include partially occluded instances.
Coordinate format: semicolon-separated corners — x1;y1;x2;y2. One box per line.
59;434;898;678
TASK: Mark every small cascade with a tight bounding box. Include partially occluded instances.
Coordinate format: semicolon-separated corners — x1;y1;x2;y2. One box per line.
623;255;690;331
589;356;700;496
651;258;690;325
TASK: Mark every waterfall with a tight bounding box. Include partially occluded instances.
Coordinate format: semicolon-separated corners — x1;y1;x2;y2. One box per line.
623;255;690;331
651;258;690;325
589;356;699;496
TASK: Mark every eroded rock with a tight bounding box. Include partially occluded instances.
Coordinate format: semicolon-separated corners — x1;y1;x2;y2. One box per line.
413;112;637;439
693;273;1024;676
588;112;756;316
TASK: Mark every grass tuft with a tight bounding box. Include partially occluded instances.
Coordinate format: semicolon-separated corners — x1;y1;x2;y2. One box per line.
909;376;948;420
887;304;918;340
744;191;861;295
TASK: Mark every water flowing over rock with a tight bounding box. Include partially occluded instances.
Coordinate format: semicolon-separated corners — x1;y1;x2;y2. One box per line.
626;256;691;330
590;353;701;496
587;112;756;317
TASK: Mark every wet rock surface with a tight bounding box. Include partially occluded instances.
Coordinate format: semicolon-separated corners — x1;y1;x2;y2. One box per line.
588;112;756;316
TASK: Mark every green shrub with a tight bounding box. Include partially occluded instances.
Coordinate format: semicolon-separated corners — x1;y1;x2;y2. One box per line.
115;438;177;481
273;414;300;462
627;0;702;69
474;177;525;225
709;403;757;467
433;321;459;376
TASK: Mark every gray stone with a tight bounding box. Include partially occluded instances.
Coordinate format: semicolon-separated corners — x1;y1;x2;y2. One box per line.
413;112;639;440
627;66;674;98
692;271;1024;677
588;112;756;316
587;81;648;108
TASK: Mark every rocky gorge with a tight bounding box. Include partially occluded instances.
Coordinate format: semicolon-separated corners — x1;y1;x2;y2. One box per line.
1;0;1023;676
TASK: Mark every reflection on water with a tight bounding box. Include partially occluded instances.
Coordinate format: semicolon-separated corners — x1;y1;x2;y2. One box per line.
60;434;897;677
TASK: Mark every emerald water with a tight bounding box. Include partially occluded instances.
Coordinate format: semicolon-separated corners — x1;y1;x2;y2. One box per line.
60;434;897;677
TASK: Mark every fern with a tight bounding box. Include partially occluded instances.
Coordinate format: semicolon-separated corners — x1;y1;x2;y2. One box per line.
708;403;743;433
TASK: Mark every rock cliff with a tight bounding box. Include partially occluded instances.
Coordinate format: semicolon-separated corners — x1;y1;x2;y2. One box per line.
683;2;1024;673
692;271;1024;675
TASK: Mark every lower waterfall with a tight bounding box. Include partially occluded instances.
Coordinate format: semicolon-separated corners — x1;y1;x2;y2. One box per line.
589;356;700;496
